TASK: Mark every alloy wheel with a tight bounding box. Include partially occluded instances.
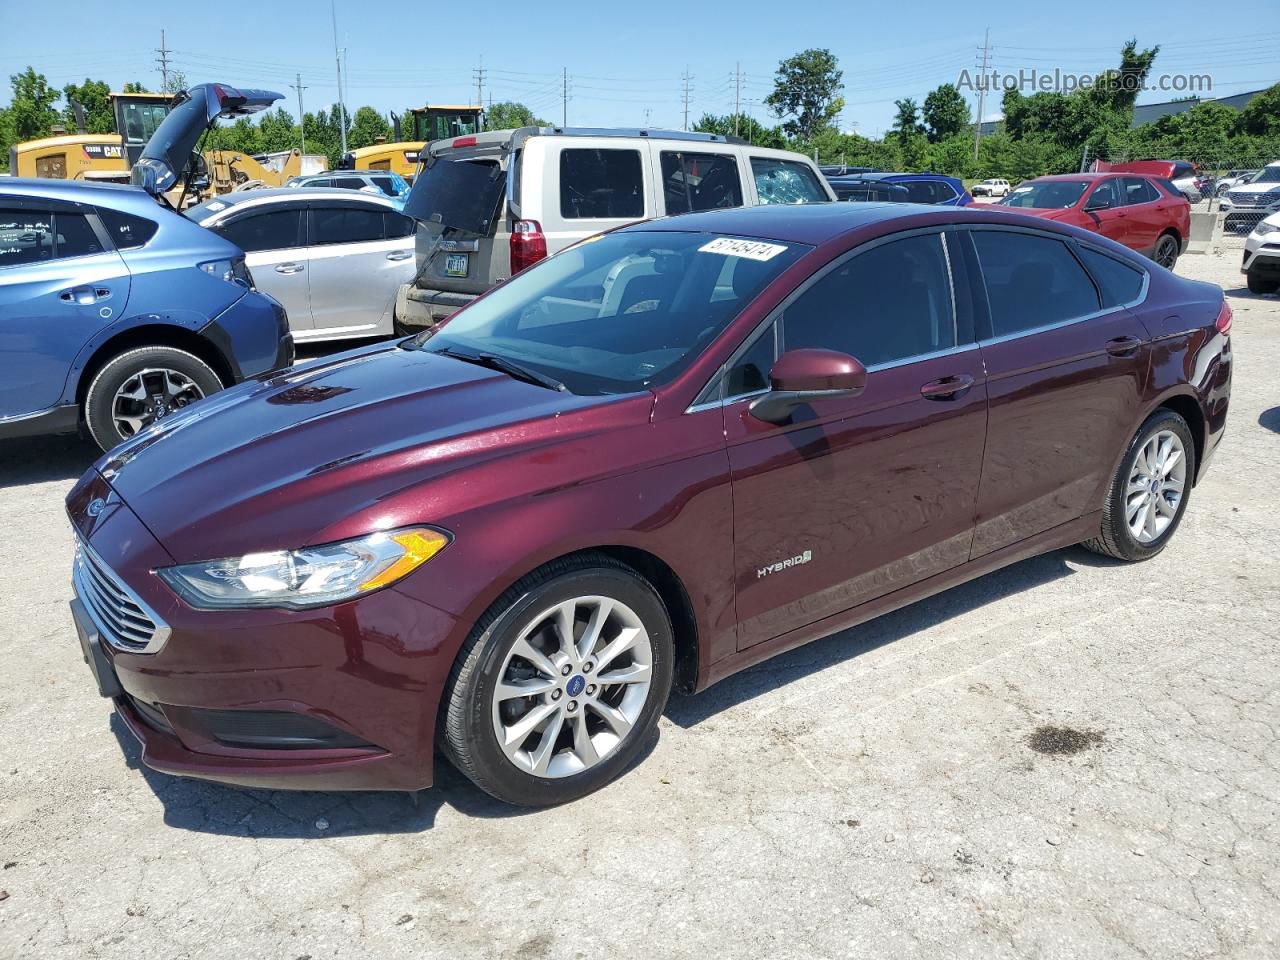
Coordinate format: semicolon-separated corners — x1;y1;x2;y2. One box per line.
111;367;205;438
1126;430;1187;544
491;595;653;778
1155;236;1178;269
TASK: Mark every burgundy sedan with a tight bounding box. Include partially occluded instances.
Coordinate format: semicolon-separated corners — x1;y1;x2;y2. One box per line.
67;203;1232;806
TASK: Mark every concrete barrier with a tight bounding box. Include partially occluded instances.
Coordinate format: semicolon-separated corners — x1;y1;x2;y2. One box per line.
1185;211;1219;254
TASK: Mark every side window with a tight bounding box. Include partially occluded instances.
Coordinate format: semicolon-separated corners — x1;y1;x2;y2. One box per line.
559;148;644;219
305;178;331;188
660;151;743;214
372;177;399;197
1077;246;1145;307
899;180;936;204
50;212;103;259
332;177;368;190
218;209;303;253
98;209;158;249
1087;179;1122;208
930;181;957;203
750;157;828;204
1122;177;1159;205
725;324;777;398
972;231;1100;337
383;211;415;239
0;208;54;267
310;205;385;245
782;233;956;367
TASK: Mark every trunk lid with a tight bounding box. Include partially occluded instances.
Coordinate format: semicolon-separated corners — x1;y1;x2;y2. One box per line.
131;83;283;195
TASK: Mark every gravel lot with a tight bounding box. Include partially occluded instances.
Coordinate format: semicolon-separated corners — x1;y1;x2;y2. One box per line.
1;247;1277;960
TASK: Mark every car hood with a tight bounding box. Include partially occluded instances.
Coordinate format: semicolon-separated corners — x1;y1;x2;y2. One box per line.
132;83;283;195
97;343;637;562
1004;207;1074;220
1228;181;1280;195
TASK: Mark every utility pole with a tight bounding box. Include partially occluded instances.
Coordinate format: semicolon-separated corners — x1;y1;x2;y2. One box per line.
681;69;693;131
473;58;486;110
562;67;569;127
733;63;742;137
331;0;348;157
292;73;309;156
155;30;171;92
974;28;991;161
643;107;652;128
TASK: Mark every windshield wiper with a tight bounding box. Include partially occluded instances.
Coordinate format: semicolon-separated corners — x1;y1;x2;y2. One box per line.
435;347;567;392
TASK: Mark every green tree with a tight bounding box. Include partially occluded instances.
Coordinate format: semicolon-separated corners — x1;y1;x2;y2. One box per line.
162;69;188;95
485;101;549;131
349;105;391;149
257;107;301;153
62;78;113;133
765;48;844;142
122;81;150;93
1235;83;1280;138
922;83;970;143
694;112;787;149
8;67;60;140
891;98;924;142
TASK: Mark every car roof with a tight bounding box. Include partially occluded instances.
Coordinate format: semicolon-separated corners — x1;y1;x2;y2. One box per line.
0;177;168;216
846;172;960;182
1029;173;1124;182
199;186;396;206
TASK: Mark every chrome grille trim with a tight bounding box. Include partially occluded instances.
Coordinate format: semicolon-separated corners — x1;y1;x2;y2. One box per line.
73;538;170;654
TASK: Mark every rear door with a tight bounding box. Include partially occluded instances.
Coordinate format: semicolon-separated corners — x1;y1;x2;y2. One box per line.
0;198;130;416
966;226;1150;556
305;199;414;336
209;203;312;332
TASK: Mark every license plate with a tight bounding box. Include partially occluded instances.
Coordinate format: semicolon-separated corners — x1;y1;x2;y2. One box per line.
444;253;469;278
71;598;122;699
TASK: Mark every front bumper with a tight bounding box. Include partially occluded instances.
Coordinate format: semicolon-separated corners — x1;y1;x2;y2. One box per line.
66;471;462;791
1243;238;1280;276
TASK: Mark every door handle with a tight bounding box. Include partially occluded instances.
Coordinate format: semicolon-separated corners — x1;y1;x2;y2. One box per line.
59;286;111;304
275;262;304;274
386;251;413;261
1105;335;1143;357
920;374;975;401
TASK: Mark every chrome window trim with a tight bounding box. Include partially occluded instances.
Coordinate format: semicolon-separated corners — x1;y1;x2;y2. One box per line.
685;226;964;414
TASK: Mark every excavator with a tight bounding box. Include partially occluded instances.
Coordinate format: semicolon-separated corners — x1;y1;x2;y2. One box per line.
339;104;483;180
9;88;323;201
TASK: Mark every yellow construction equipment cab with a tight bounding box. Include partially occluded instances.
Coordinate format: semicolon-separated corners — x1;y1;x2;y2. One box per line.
340;104;484;179
7;92;172;181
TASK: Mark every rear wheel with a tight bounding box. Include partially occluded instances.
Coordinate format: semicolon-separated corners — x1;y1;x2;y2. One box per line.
84;346;223;451
1153;232;1180;270
442;555;674;806
1247;267;1279;295
1083;409;1195;562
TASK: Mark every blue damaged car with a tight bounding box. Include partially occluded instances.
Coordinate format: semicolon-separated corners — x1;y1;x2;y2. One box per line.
0;84;294;450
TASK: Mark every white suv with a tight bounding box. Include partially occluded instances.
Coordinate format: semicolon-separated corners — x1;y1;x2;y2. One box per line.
1220;160;1280;233
971;178;1010;197
395;127;835;330
1244;210;1280;294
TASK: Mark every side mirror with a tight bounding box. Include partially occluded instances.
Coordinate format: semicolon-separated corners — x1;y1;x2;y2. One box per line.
1084;196;1111;211
748;348;867;424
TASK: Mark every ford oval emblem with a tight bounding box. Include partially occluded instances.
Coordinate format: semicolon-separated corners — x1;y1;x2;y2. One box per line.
86;497;106;518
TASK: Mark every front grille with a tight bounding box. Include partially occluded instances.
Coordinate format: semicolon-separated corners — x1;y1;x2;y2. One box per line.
73;539;170;654
1227;190;1280;207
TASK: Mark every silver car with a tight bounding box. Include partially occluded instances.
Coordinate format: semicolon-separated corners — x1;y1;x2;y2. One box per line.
186;188;416;342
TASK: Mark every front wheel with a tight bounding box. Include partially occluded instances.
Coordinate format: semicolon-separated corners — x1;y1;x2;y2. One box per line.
1083;409;1195;562
84;346;223;451
1247;267;1279;295
441;555;674;806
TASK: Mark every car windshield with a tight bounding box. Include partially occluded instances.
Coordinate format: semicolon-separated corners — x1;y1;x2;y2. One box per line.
1252;167;1280;184
412;231;810;395
1001;180;1089;209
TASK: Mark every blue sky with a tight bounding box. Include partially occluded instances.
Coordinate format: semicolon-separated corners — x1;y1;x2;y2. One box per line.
1;1;1275;137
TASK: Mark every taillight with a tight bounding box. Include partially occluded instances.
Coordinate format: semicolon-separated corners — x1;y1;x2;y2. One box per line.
510;219;547;275
1215;301;1232;335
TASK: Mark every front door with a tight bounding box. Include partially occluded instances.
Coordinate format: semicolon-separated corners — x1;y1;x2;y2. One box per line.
212;205;313;333
1082;178;1129;246
725;230;988;649
0;201;129;416
966;227;1150;556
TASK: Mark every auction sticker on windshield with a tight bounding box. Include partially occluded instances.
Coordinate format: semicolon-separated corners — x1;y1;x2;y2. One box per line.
699;237;789;261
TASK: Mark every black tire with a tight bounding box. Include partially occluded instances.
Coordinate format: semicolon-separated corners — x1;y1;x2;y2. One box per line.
84;346;223;452
1247;268;1279;295
1153;232;1180;270
441;554;675;806
1082;409;1196;562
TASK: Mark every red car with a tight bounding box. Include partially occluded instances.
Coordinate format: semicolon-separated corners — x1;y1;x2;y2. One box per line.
67;202;1231;806
1001;173;1190;269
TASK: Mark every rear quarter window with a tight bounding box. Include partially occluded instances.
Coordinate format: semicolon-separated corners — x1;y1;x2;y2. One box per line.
559;148;644;219
1076;246;1145;307
98;208;158;249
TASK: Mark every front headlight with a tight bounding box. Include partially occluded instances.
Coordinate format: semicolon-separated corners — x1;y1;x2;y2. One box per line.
158;527;449;610
1253;221;1280;237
